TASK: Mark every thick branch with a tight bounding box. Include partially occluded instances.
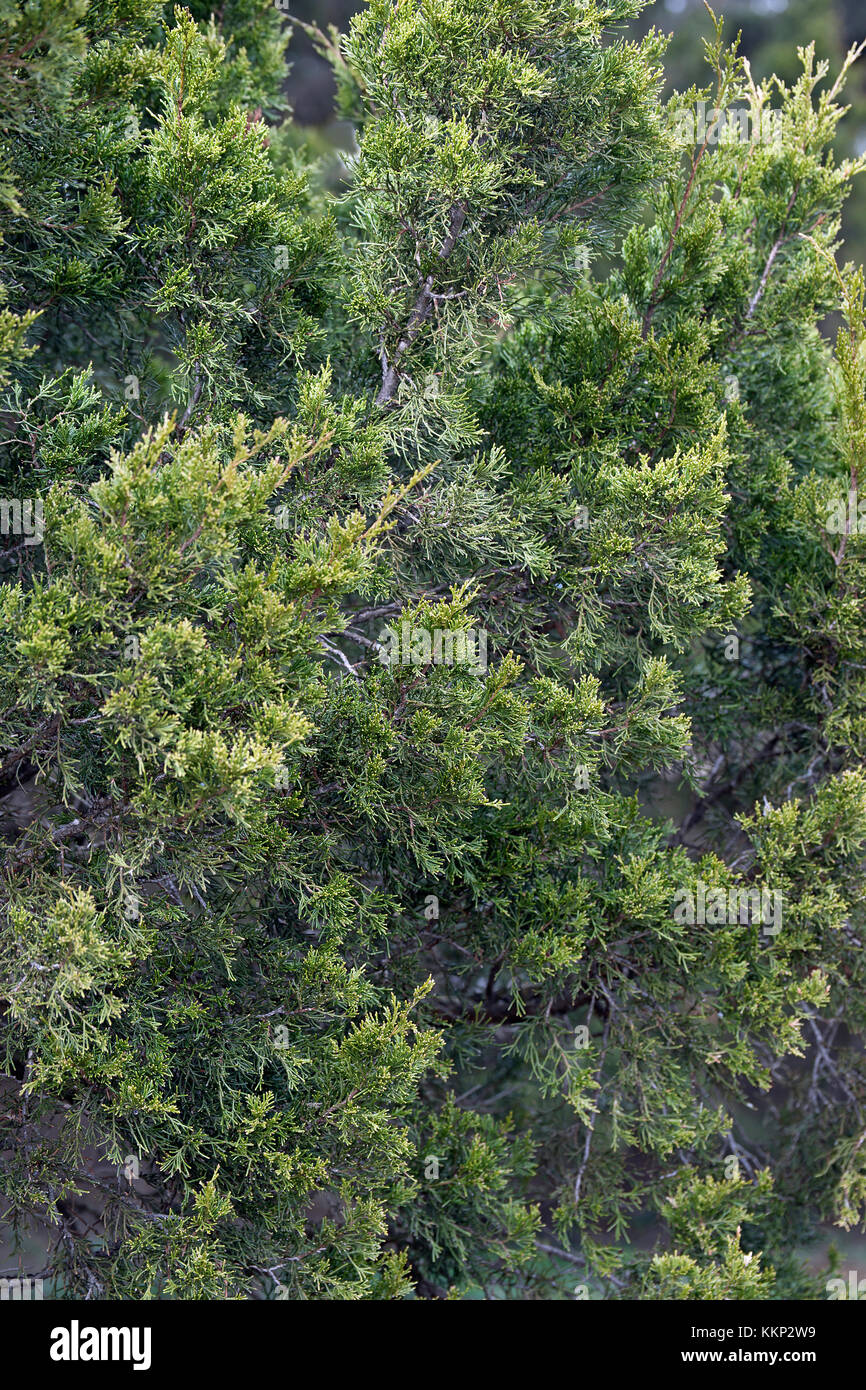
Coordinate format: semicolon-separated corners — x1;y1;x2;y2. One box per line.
375;202;466;406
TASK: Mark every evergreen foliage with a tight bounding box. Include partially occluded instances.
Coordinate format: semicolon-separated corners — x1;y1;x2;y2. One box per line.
1;0;866;1300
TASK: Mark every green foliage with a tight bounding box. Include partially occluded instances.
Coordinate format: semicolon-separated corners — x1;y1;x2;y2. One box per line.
2;0;866;1302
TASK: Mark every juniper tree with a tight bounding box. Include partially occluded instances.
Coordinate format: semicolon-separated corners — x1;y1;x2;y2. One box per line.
2;0;866;1301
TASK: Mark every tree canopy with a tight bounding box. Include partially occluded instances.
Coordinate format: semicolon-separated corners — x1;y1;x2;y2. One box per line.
1;0;866;1300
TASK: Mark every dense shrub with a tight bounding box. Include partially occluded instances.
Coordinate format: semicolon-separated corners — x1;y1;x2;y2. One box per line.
1;0;865;1299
